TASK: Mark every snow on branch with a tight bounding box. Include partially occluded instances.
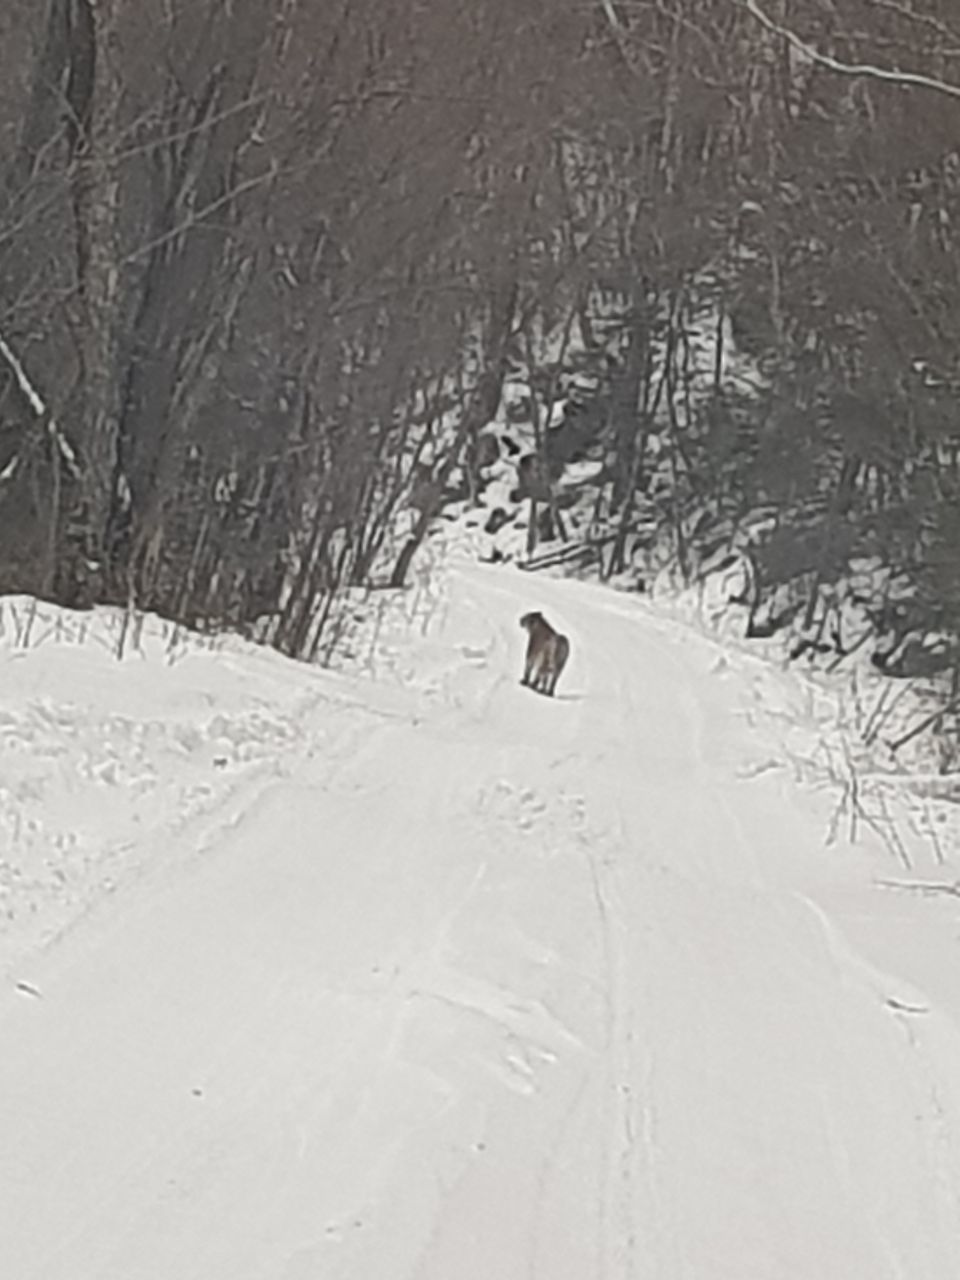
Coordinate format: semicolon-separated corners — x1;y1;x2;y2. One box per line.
866;0;960;50
0;329;81;479
599;0;625;34
597;0;644;78
0;330;46;417
742;0;960;101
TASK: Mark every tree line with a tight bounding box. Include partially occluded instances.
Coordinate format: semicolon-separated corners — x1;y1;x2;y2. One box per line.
0;1;958;712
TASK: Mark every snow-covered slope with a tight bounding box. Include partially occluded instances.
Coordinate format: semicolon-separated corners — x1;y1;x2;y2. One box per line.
2;566;960;1279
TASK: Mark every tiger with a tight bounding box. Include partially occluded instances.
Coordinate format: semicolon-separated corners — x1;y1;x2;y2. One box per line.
519;611;570;697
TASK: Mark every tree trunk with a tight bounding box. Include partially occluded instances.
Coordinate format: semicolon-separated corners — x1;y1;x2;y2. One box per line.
70;0;123;567
8;0;72;194
390;281;517;588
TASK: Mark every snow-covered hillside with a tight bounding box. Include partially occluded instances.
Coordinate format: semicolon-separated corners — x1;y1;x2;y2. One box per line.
3;562;960;1279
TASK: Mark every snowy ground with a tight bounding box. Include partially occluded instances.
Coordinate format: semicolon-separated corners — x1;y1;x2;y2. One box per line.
3;563;960;1278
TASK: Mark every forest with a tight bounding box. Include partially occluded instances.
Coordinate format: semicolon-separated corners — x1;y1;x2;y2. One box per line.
1;0;959;719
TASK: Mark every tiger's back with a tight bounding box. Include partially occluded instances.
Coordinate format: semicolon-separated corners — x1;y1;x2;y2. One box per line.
520;611;570;696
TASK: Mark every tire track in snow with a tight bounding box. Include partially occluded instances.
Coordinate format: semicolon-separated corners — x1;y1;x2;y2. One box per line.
456;566;697;1277
12;562;960;1278
584;660;670;1280
450;565;960;1278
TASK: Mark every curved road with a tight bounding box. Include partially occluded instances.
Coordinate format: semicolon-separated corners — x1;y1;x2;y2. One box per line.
2;562;960;1278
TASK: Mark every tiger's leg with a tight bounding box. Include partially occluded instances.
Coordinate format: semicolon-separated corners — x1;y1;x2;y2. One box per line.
521;646;536;686
546;639;568;695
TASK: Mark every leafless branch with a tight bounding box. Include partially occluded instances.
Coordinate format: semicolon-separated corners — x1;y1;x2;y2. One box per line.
741;0;960;100
888;694;960;753
0;329;47;418
597;0;645;79
0;328;81;482
865;0;960;51
876;876;960;897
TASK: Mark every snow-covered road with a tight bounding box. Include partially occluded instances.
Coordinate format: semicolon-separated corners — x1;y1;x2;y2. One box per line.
3;563;960;1278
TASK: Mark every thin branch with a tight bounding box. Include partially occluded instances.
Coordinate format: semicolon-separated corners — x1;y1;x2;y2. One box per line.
888;693;960;753
876;876;960;898
742;0;960;101
0;330;46;417
0;328;81;478
865;0;960;50
597;0;644;79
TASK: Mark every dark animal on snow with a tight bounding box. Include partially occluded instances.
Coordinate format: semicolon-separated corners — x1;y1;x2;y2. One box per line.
519;611;570;696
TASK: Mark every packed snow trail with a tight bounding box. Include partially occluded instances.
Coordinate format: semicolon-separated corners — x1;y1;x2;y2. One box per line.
3;563;960;1278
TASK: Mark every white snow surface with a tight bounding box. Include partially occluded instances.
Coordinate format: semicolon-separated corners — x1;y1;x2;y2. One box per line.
3;566;960;1279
